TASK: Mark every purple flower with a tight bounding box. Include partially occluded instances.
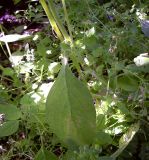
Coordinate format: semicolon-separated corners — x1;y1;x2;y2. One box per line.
0;13;18;24
140;20;149;37
107;14;115;21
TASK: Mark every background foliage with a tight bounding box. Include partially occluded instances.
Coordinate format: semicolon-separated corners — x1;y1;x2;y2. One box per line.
0;0;149;159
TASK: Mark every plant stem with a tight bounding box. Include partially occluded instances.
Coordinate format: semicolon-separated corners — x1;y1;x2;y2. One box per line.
40;0;73;66
48;0;71;43
61;0;73;43
0;25;12;61
40;0;64;41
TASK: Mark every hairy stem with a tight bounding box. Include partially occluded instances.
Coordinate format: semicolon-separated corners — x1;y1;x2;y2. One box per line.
48;0;71;43
61;0;73;43
40;0;64;41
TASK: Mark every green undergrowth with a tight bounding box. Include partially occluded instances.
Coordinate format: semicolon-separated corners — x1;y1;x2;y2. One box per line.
0;0;149;159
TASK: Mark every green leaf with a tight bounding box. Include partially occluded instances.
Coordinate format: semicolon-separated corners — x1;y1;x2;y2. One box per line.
126;64;149;73
117;103;130;115
95;131;112;145
99;157;115;160
117;74;139;92
48;62;61;74
83;36;98;51
96;114;106;130
2;68;14;76
0;103;21;120
0;120;19;138
13;0;21;4
46;65;96;146
111;122;140;159
0;103;21;137
85;27;95;37
35;147;58;160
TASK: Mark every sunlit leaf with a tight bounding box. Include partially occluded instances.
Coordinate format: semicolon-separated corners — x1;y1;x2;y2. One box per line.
111;122;140;158
134;53;149;66
48;62;61;74
85;27;95;37
96;114;106;130
0;34;31;43
46;65;96;146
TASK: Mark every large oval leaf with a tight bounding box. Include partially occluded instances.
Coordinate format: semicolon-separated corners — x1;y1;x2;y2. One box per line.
0;103;21;120
46;65;96;146
0;120;19;138
117;74;139;92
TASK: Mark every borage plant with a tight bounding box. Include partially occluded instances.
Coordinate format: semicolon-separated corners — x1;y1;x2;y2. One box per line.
35;0;140;159
37;0;96;158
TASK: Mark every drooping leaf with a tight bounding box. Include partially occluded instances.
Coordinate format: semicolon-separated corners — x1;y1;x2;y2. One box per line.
117;74;139;92
0;34;31;43
46;65;96;146
35;147;58;160
111;122;140;159
0;120;19;138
